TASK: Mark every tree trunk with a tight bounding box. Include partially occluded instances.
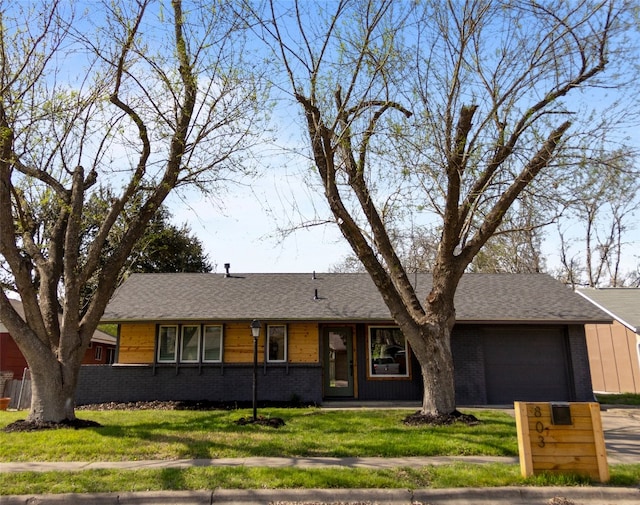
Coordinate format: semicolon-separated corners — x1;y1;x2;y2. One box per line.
406;321;456;416
18;334;83;424
27;364;79;423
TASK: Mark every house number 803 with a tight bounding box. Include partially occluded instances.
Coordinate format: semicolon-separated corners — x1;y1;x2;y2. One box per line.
533;406;545;448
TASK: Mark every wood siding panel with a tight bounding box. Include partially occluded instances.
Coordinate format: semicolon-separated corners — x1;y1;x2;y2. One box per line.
119;323;156;364
611;322;636;392
600;324;620;392
116;321;320;365
586;321;640;394
584;325;605;392
224;322;263;363
288;323;319;363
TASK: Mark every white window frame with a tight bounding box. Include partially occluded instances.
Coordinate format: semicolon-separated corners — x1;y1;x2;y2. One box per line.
94;345;103;361
202;325;223;363
157;325;179;363
180;325;201;363
368;326;409;378
267;324;287;363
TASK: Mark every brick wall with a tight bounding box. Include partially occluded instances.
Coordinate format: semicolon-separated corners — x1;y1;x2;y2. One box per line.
452;326;488;405
76;363;323;405
567;324;596;401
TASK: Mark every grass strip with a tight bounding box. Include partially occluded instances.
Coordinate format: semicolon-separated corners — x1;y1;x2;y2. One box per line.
596;393;640;406
1;464;638;495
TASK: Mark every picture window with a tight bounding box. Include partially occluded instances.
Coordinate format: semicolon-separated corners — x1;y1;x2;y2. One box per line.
368;326;409;377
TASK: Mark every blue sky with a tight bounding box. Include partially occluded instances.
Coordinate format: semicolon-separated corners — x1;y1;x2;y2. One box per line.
168;176;351;274
7;0;636;278
162;1;640;277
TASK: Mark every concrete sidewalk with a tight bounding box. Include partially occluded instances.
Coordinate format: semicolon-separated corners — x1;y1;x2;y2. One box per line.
0;455;520;473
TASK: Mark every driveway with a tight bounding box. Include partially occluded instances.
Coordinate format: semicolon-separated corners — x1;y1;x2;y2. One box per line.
601;406;640;464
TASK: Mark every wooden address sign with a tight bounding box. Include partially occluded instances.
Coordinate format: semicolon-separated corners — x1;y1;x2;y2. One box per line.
514;402;609;482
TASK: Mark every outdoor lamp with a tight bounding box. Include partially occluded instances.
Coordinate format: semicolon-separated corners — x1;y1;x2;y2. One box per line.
251;319;261;339
250;320;261;421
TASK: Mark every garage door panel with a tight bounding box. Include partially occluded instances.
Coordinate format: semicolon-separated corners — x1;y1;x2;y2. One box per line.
483;327;571;404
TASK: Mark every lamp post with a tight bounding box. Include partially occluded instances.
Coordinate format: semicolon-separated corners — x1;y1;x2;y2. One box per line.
250;319;261;422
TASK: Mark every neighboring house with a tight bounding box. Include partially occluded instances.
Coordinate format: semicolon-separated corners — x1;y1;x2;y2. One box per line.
0;299;116;380
576;288;640;394
83;271;609;406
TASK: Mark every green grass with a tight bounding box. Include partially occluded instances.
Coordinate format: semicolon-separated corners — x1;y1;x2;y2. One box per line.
596;393;640;405
1;464;638;495
0;408;518;462
1;408;638;495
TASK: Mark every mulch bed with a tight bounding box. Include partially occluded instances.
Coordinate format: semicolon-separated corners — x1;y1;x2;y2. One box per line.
235;415;286;428
76;399;312;411
3;418;102;433
403;409;480;426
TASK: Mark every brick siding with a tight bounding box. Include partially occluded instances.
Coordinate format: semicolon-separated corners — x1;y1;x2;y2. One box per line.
76;363;322;405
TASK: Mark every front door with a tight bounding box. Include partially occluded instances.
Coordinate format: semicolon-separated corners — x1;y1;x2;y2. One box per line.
322;326;354;397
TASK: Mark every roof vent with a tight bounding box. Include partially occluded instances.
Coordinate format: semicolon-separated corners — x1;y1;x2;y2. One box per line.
312;271;317;280
314;288;319;300
224;263;231;277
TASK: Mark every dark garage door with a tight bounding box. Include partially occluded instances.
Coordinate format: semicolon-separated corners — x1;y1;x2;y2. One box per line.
483;327;571;404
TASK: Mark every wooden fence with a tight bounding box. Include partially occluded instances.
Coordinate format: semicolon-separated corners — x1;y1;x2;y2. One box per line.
1;370;31;410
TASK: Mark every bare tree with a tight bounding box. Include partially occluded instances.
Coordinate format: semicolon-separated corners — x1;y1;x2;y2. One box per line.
556;150;640;287
257;0;636;415
0;0;266;423
469;199;547;274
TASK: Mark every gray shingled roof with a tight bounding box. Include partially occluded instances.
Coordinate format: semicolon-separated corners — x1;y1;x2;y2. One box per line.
102;272;610;324
576;288;640;333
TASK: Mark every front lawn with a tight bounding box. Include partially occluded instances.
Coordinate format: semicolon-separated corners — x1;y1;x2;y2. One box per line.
1;407;638;495
0;407;517;462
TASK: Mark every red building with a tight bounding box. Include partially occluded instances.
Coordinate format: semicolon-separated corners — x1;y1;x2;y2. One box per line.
0;299;116;380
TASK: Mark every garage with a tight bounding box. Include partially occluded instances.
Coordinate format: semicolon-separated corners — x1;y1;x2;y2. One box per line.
483;326;572;404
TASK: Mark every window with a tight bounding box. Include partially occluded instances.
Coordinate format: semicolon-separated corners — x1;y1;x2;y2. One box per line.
157;324;224;364
203;325;223;362
180;325;201;362
267;325;287;362
94;345;103;361
368;326;409;377
158;325;178;362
